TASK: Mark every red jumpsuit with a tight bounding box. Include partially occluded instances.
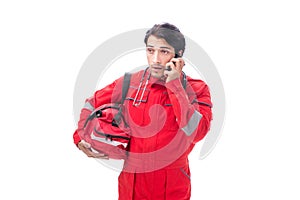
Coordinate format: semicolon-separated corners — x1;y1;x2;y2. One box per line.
73;69;213;200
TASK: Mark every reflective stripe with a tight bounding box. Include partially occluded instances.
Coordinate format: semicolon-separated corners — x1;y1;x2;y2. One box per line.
180;168;191;180
84;101;94;111
181;111;202;136
91;132;127;147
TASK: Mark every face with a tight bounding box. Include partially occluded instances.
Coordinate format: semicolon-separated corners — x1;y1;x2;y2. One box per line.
146;35;176;78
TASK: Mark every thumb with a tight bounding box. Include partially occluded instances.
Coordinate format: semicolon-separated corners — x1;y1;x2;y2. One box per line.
81;140;91;149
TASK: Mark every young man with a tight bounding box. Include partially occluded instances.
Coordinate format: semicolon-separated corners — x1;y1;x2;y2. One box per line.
73;23;213;200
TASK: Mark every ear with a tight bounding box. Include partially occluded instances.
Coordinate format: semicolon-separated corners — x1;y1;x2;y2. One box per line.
178;50;183;57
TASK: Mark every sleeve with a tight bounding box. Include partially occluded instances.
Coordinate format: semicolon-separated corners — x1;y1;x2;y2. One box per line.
165;77;213;143
72;77;124;146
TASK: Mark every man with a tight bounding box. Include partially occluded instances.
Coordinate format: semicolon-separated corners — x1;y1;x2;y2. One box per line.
73;23;213;200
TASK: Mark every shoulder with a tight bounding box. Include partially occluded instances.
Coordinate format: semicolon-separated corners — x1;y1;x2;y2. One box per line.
186;75;210;92
124;68;147;84
185;75;213;107
111;69;144;86
129;69;146;78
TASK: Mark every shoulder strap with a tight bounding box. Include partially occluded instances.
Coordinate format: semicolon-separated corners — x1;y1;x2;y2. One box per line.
121;72;131;104
181;71;187;90
112;72;131;126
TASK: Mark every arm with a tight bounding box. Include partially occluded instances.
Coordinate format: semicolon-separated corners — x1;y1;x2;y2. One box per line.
73;76;124;155
166;78;213;143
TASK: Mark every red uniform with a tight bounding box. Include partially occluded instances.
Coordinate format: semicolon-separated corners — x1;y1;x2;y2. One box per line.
73;69;212;200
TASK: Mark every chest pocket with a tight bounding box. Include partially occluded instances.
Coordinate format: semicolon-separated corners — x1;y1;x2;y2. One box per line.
126;86;150;105
161;91;178;131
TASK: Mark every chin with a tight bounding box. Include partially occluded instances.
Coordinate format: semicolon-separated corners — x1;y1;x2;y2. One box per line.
150;71;163;78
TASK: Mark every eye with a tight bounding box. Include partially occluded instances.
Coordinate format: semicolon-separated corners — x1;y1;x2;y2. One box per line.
146;48;154;54
160;49;170;55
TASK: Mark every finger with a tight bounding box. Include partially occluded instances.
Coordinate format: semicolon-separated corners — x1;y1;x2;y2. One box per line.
91;153;109;159
177;58;185;70
80;147;94;156
88;148;109;159
165;61;175;71
169;58;180;71
79;145;104;157
163;64;173;77
92;153;109;159
89;148;109;158
80;140;91;149
84;149;108;159
171;58;184;71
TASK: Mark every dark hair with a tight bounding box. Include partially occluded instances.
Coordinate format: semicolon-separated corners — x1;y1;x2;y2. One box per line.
144;23;186;57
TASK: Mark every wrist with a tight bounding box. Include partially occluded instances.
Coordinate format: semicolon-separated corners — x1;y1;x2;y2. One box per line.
166;76;180;84
165;78;182;92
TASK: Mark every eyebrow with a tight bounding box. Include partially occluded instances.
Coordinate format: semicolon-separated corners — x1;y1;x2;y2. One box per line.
146;45;172;50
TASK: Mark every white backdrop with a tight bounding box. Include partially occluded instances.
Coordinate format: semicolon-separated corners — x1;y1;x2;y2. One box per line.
1;0;299;199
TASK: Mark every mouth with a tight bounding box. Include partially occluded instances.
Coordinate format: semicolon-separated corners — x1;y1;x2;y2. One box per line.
151;64;164;70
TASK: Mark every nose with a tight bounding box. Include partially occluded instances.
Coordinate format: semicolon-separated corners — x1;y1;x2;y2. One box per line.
152;50;161;64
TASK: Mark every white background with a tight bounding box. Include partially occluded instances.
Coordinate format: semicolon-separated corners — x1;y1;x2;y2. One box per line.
1;0;299;199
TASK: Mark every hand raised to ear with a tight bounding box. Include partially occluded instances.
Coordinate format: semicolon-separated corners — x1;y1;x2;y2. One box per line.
164;58;185;83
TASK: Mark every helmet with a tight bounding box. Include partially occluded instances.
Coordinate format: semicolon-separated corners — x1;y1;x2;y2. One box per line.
80;103;130;159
